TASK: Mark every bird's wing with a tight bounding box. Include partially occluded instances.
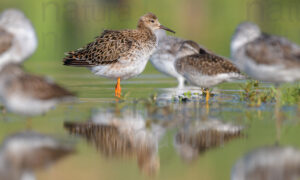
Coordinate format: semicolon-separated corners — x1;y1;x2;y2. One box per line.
245;34;300;67
63;30;133;66
176;52;241;76
11;73;75;100
0;28;13;55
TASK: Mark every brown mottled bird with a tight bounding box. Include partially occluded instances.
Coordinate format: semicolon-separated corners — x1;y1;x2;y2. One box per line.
174;118;243;163
0;63;75;116
64;110;165;176
63;13;175;98
175;40;244;102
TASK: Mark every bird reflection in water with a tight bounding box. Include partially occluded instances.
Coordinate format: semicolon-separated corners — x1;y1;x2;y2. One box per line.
174;119;243;163
64;109;165;176
231;146;300;180
0;131;74;180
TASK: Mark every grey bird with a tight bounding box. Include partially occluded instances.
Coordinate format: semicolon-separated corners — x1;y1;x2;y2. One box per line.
0;131;74;180
149;30;188;88
231;22;300;84
0;9;37;69
231;146;300;180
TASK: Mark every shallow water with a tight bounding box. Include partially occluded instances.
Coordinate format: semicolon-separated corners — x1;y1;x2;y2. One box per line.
0;61;300;180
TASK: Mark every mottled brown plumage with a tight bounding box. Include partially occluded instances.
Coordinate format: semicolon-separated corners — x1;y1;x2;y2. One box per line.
0;28;13;55
246;33;300;68
13;75;74;100
176;129;243;153
64;30;135;66
64;122;134;157
62;12;175;97
64;120;160;176
63;13;163;67
176;41;241;76
0;63;74;100
175;119;243;163
176;53;241;76
175;40;243;89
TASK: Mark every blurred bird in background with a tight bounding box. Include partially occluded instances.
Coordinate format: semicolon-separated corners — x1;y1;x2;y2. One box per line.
0;9;75;124
0;131;74;180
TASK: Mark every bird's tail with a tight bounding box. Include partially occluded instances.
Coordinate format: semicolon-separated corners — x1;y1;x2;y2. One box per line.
63;51;93;67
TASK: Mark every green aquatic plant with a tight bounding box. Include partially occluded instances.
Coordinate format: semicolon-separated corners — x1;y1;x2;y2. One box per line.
240;81;300;106
280;85;300;105
183;91;192;99
240;81;275;107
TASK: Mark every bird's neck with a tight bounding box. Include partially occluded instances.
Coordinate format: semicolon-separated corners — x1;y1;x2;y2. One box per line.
6;24;37;60
137;24;156;42
137;20;147;29
231;33;260;55
137;24;151;33
154;29;167;42
231;36;248;54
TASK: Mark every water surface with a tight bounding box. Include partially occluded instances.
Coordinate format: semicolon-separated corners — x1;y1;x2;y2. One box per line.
0;61;299;180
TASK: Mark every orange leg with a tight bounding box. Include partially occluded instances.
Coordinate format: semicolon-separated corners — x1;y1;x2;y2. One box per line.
205;89;210;102
115;77;122;98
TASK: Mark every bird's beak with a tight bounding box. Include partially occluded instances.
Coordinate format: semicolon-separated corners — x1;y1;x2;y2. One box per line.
159;25;175;33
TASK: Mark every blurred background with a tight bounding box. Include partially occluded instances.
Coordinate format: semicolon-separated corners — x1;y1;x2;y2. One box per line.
2;0;300;73
1;1;300;180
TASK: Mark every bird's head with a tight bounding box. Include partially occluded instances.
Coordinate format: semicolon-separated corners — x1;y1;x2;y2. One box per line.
138;13;175;33
176;40;204;59
231;22;261;53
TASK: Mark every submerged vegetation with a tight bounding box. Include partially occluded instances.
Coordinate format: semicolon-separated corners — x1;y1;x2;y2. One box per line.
281;85;300;105
240;81;300;107
240;81;276;107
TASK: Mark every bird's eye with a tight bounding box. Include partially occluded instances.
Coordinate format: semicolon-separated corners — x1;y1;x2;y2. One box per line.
150;20;155;23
